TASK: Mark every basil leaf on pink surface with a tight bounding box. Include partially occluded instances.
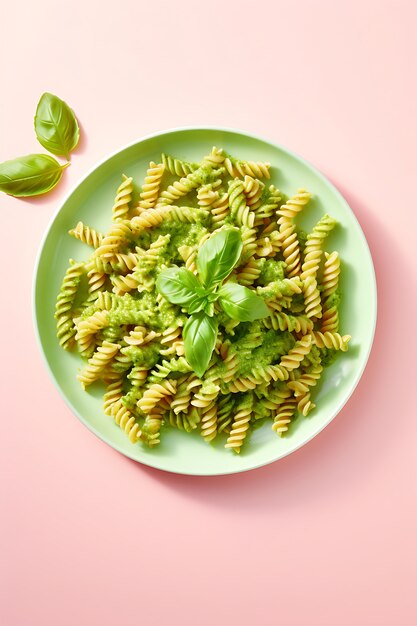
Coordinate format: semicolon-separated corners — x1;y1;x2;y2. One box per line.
34;92;80;160
0;154;69;197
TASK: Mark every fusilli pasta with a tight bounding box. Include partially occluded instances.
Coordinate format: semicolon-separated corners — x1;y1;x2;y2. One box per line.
56;147;351;451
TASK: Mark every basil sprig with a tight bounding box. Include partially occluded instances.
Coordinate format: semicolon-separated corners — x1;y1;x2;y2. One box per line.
156;229;269;377
0;92;80;198
0;154;69;197
183;313;218;378
34;92;80;160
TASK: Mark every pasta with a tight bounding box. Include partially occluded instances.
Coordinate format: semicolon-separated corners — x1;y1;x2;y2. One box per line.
111;175;133;222
137;162;165;211
56;146;351;453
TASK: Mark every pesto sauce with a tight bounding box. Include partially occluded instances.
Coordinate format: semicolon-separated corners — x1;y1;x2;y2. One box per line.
324;288;341;309
121;343;161;369
229;323;295;378
156;220;209;261
320;347;337;367
257;259;286;285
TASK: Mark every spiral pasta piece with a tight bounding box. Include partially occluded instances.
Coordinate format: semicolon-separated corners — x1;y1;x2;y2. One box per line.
254;185;282;223
257;277;303;300
219;343;239;383
148;357;191;383
272;398;297;436
111;234;170;295
243;175;264;211
161;153;198;177
254;230;282;258
137;379;177;413
178;244;198;274
197;183;220;208
96;291;114;311
303;276;322;319
225;393;253;453
211;394;233;434
85;261;108;302
203;146;225;167
112;175;133;222
68;221;103;248
264;311;314;334
123;326;160;346
55;260;84;350
76;310;109;336
227;376;257;393
130;206;171;234
321;251;340;300
158;169;203;204
170;374;196;415
277;189;311;277
138;162;165;210
94;221;132;259
279;221;302;277
320;251;341;333
127;366;149;389
168;407;200;432
287;363;323;396
111;399;142;442
279;335;313;371
167;206;209;223
312;331;351;351
296;392;316;417
94;251;139;275
77;341;120;388
320;307;339;333
110;272;140;295
112;350;133;373
228;179;255;228
235;258;263;286
224;157;270;179
75;310;109;357
103;376;124;415
240;225;257;262
228;361;289;393
210;192;229;225
191;382;220;409
254;363;290;383
157;323;183;357
200;399;218;442
301;214;337;281
140;396;172;447
277;188;311;220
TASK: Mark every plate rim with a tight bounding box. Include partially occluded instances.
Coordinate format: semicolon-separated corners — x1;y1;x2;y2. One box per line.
32;125;378;476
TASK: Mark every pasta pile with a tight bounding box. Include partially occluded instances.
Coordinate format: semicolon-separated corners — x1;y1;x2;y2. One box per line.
55;147;351;453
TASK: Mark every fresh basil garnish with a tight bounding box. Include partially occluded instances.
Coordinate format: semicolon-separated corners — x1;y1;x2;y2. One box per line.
155;229;269;377
0;154;69;197
218;282;270;321
156;267;205;309
34;92;80;160
196;228;243;288
183;312;218;378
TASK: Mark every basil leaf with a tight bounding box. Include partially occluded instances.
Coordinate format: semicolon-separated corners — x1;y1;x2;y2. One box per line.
0;154;69;197
187;296;209;315
34;92;80;160
156;267;204;310
218;282;270;321
183;312;218;378
196;229;243;288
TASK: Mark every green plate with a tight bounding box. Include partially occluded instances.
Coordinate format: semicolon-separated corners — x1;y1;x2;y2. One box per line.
33;127;377;475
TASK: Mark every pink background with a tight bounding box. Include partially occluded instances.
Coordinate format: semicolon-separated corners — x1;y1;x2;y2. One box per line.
1;1;416;625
